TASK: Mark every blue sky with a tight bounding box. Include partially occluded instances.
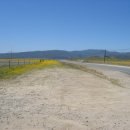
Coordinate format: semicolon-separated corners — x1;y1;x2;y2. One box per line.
0;0;130;52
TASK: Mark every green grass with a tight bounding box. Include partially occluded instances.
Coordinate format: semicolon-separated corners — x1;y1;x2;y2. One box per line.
0;60;61;79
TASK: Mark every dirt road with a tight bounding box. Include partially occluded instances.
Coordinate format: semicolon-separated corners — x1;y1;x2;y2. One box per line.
0;66;130;130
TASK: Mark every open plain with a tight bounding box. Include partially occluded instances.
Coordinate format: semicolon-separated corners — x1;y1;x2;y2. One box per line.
0;64;130;130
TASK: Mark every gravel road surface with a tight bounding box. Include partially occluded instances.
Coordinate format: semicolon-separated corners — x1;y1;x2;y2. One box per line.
61;60;130;75
0;66;130;130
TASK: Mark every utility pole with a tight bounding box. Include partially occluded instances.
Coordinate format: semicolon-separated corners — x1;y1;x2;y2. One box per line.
104;50;107;63
8;49;13;68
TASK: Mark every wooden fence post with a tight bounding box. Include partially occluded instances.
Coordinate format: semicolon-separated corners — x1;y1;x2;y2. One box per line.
18;59;19;66
24;59;25;65
9;60;11;68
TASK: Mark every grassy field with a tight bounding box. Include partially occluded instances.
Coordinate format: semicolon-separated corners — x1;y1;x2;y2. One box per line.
0;60;61;79
76;57;130;67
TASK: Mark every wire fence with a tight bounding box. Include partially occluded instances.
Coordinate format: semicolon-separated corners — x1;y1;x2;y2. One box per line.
0;58;43;68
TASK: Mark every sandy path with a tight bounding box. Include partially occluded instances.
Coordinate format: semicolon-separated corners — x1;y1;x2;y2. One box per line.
0;67;130;130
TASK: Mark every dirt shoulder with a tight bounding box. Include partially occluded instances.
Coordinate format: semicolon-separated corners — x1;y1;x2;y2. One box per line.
85;65;130;89
0;66;130;130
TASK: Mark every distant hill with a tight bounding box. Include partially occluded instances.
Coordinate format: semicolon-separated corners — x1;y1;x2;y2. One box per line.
0;50;130;59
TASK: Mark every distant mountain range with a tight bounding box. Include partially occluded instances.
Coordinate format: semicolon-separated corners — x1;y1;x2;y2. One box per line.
0;50;130;59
